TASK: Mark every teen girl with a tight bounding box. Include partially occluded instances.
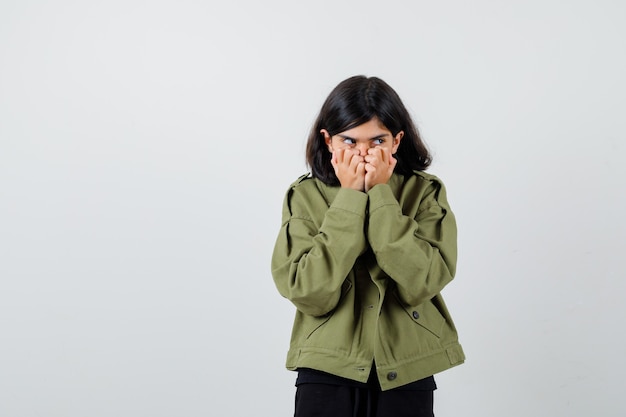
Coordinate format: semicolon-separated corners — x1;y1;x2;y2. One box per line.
271;76;464;417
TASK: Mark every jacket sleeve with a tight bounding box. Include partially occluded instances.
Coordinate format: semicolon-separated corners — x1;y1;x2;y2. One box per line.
271;182;368;317
366;176;457;306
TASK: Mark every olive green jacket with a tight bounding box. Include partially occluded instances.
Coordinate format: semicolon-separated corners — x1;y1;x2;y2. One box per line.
271;171;464;390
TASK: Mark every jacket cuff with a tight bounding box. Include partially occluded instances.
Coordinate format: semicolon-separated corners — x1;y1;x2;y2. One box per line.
367;183;398;213
331;188;368;217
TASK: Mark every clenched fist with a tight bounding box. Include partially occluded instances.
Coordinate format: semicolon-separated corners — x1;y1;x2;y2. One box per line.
331;148;366;191
364;147;396;192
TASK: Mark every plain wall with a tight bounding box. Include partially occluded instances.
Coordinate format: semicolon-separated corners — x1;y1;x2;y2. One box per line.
1;1;625;416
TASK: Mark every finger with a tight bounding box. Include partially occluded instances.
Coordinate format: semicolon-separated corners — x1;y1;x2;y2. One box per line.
349;153;365;171
378;147;389;165
335;148;346;164
370;147;384;163
340;149;357;165
331;150;338;169
368;147;382;157
389;154;397;170
357;161;366;176
349;149;362;161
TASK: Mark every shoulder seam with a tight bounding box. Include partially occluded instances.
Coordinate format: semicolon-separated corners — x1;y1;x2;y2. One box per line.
290;173;312;188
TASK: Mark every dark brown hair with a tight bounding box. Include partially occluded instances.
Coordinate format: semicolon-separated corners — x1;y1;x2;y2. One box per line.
306;75;431;185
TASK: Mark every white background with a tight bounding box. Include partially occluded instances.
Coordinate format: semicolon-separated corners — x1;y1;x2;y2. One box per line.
1;1;625;416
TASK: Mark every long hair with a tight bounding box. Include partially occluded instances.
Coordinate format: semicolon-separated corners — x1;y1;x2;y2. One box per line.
306;76;431;185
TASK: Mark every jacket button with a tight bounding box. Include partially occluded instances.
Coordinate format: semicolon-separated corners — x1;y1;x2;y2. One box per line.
387;371;397;380
412;311;419;319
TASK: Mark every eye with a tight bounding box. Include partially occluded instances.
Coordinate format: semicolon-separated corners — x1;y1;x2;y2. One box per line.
372;138;385;145
342;138;356;145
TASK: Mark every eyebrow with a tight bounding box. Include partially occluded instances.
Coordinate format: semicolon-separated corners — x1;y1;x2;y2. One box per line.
337;134;390;141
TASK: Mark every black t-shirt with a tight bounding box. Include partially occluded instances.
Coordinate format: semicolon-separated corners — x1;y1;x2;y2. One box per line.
296;367;436;391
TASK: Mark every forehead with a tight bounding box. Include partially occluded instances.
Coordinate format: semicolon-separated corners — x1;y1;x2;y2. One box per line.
337;117;392;138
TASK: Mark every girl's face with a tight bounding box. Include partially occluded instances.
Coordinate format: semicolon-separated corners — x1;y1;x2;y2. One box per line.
321;117;403;157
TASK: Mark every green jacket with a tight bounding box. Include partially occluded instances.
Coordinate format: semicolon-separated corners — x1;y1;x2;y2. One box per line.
271;171;464;391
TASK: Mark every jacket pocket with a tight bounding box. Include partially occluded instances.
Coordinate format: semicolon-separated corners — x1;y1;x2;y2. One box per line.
393;291;445;338
305;279;353;339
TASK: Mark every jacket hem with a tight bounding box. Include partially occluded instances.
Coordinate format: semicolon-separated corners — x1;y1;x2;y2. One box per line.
285;342;465;391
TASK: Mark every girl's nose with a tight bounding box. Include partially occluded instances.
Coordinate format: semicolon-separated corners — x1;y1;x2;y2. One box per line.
356;143;368;155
